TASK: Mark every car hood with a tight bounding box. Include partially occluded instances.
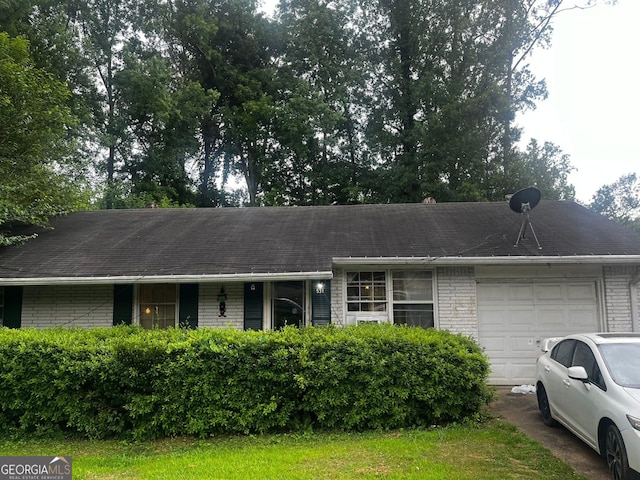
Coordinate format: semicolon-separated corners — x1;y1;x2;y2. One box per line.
623;387;640;406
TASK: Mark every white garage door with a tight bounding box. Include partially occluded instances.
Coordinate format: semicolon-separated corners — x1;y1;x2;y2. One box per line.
477;281;600;385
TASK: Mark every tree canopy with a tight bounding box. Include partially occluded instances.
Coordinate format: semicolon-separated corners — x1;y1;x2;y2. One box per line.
589;173;640;231
0;0;619;220
0;33;87;245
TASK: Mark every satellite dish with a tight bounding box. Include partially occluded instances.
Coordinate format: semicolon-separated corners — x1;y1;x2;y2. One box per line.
508;187;542;249
509;187;541;214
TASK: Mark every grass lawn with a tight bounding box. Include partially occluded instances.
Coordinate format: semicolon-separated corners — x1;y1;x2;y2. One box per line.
0;420;584;480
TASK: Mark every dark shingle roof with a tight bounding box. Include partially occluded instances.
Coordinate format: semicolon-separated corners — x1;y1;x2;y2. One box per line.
1;201;640;281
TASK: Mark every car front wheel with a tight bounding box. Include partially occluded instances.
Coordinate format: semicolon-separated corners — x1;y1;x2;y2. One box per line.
605;423;630;480
536;383;557;427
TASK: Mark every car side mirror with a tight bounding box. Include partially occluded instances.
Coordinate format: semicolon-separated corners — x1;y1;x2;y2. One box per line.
568;366;589;382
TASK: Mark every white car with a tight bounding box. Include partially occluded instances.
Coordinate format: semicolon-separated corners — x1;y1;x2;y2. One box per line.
535;333;640;480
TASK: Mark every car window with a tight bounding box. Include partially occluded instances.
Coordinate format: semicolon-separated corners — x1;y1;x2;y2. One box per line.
572;341;606;390
599;343;640;388
551;339;575;367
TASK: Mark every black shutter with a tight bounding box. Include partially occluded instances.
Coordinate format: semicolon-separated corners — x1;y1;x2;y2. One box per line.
113;284;133;326
179;284;199;329
244;282;263;331
3;286;23;329
311;280;331;326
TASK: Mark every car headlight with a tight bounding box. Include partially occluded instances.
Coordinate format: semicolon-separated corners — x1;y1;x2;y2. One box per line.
627;414;640;431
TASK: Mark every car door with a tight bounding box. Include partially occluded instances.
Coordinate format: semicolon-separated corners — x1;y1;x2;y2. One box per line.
558;341;604;449
543;339;576;422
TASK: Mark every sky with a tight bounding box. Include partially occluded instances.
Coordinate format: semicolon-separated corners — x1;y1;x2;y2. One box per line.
519;0;640;203
260;0;639;204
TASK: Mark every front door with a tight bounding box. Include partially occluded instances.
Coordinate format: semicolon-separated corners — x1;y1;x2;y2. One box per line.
273;281;305;329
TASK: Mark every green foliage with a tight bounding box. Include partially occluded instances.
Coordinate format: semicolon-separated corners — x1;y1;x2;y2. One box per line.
1;0;602;208
589;173;640;231
0;33;86;245
114;54;219;206
0;325;492;440
495;139;575;201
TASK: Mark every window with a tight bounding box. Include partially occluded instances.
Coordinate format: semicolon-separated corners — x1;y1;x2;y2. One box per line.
551;340;575;367
600;343;640;388
392;271;434;328
139;284;177;329
346;272;387;312
572;341;605;390
273;281;305;329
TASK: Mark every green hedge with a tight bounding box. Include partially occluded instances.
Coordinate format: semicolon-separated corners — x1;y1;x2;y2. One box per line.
0;325;492;439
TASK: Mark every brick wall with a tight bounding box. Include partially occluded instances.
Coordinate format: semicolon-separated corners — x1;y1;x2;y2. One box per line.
436;266;478;338
330;268;346;325
22;284;113;328
198;283;244;329
603;265;640;332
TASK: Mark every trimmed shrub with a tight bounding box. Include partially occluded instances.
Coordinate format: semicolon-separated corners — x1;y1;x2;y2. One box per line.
0;325;492;439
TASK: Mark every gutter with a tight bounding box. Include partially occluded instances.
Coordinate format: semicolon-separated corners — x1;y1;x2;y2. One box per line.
4;255;640;285
0;271;334;286
332;255;640;266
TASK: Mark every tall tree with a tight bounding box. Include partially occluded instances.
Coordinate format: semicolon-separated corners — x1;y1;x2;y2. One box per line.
271;0;370;205
590;173;640;231
72;0;138;208
1;0;614;209
353;0;514;201
114;52;218;206
503;139;575;200
163;0;278;206
0;34;87;245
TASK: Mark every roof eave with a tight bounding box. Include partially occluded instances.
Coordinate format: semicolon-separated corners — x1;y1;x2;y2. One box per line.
3;255;640;286
332;255;640;266
0;271;334;286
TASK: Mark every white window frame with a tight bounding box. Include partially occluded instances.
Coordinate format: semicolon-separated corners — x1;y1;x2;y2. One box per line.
345;271;388;315
343;268;436;327
390;270;435;328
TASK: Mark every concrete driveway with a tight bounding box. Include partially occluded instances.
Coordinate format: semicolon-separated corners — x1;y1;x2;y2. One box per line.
489;387;610;480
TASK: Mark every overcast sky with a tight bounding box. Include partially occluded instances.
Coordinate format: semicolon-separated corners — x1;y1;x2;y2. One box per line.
519;0;640;203
260;0;638;204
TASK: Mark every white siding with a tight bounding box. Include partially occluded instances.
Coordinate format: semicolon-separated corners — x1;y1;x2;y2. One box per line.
22;285;113;328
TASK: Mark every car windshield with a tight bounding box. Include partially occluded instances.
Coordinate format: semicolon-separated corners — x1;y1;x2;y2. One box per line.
599;343;640;388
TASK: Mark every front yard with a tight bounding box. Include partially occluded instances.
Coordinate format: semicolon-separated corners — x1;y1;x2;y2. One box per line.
0;420;584;479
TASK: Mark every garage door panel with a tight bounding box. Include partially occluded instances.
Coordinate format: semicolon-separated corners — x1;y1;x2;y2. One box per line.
477;284;507;301
567;283;597;300
507;285;535;301
488;359;537;384
537;309;565;326
567;309;598;328
478;308;507;323
511;336;537;354
511;363;537;382
509;309;536;325
535;284;566;301
480;336;506;355
488;362;509;383
477;280;599;385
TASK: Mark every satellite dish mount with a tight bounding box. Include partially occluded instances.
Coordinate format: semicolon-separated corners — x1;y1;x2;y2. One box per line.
508;187;542;250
